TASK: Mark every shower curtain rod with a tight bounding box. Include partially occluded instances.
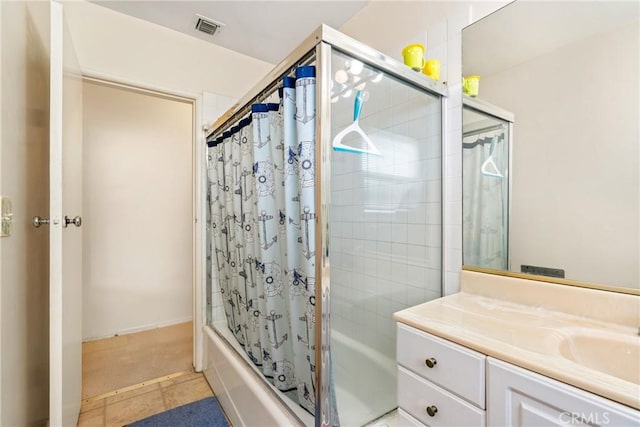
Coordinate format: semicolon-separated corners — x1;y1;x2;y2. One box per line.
462;134;505;149
463;123;506;138
207;52;316;141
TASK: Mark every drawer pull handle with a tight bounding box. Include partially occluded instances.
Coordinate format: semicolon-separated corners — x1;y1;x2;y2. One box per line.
426;405;438;417
425;357;437;368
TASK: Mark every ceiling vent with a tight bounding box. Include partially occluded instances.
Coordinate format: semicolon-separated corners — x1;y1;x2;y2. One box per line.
195;14;225;37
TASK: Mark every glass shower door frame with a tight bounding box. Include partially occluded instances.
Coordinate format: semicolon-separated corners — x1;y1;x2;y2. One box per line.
206;25;448;427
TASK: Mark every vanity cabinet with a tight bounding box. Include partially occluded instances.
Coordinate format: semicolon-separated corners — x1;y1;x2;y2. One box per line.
488;358;640;426
396;323;487;426
396;323;640;427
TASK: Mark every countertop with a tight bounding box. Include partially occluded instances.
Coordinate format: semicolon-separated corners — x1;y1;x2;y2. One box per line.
393;271;640;410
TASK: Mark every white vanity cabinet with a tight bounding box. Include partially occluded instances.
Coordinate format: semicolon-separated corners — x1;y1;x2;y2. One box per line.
396;323;487;426
396;323;640;427
488;358;640;426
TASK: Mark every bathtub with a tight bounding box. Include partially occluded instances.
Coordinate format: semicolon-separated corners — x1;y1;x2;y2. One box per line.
331;329;397;426
203;323;397;427
203;323;313;427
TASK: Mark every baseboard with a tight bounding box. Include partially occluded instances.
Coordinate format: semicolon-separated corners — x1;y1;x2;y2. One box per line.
82;316;193;342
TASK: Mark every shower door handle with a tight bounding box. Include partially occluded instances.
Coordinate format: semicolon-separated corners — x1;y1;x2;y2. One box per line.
64;215;82;228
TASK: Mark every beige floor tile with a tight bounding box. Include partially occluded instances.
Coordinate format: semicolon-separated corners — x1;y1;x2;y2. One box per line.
159;371;202;388
105;389;166;427
81;398;105;414
77;407;105;427
162;377;213;410
105;383;160;405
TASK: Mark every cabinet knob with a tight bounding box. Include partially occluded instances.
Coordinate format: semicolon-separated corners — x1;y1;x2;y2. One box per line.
425;357;437;368
426;405;438;417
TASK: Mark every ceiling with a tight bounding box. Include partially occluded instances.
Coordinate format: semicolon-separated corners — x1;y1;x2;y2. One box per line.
463;1;639;77
90;1;369;64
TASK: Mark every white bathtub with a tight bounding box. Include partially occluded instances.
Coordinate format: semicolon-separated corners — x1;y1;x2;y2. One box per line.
202;324;314;427
331;330;397;426
203;323;397;427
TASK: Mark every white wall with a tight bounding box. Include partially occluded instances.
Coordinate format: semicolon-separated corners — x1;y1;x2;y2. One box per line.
0;1;51;424
82;81;194;340
62;1;273;99
481;20;639;288
62;0;272;339
340;1;508;294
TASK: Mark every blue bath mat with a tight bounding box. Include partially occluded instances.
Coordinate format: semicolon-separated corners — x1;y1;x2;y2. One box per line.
129;397;229;427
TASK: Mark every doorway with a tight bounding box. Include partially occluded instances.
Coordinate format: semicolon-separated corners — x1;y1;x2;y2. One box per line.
80;79;195;401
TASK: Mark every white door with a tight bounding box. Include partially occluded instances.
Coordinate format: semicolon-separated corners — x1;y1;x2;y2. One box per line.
49;2;83;425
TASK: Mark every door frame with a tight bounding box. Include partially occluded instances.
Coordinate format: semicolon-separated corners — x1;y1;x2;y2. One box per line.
80;71;206;371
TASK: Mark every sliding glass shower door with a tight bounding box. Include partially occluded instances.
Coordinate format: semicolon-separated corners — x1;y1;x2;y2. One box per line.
329;50;443;426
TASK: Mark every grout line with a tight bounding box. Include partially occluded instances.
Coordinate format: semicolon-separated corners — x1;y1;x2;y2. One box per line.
82;369;195;404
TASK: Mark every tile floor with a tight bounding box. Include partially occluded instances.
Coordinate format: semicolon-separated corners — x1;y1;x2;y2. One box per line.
77;371;214;427
79;322;216;426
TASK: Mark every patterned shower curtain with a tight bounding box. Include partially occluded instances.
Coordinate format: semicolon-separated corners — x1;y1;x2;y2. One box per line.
208;66;317;415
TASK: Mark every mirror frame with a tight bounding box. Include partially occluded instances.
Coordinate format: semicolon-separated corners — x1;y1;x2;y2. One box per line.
462;266;640;296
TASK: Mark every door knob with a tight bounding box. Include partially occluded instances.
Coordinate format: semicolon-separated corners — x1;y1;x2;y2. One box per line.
64;215;82;228
32;216;50;228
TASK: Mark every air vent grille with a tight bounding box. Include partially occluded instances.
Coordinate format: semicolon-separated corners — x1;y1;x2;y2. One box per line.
195;15;224;37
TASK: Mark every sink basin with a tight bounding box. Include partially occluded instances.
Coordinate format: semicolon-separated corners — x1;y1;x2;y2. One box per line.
559;332;640;385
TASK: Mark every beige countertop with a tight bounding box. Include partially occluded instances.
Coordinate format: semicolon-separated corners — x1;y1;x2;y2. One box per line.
393;271;640;410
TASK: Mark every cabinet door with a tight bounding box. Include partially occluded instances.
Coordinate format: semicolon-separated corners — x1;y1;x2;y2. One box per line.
487;358;640;426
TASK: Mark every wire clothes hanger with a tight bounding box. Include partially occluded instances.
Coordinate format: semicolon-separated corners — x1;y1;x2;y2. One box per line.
332;90;381;155
481;136;503;178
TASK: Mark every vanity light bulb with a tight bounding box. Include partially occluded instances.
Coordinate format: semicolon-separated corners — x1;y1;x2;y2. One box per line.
372;72;384;83
334;69;348;84
347;60;364;75
342;89;353;98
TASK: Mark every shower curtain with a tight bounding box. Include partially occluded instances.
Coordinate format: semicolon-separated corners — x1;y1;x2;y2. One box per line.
207;66;317;415
462;134;508;270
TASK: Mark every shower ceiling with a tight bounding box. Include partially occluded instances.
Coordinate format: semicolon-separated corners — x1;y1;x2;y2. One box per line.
89;1;369;64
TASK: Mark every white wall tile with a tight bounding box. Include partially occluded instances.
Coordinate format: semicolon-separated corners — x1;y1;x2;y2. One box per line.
446;225;462;250
446;177;462;202
407;224;427;246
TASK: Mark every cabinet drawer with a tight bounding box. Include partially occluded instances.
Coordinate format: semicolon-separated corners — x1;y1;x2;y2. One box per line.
398;366;486;427
397;323;486;408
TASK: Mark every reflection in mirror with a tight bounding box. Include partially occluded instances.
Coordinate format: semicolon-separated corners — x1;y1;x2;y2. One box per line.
462;99;512;271
462;1;639;291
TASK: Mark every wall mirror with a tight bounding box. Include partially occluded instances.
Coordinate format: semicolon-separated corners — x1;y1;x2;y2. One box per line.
461;1;639;294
